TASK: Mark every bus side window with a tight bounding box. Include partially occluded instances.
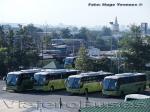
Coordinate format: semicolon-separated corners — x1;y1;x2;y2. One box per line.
81;77;85;83
85;77;88;83
48;75;52;80
95;76;98;81
46;75;49;80
64;72;70;79
29;73;34;80
53;74;57;80
56;73;61;79
96;76;99;81
140;75;146;81
119;78;125;85
98;75;103;81
117;79;121;87
128;77;135;83
22;74;27;79
91;76;95;82
88;76;92;83
135;75;142;82
16;75;22;85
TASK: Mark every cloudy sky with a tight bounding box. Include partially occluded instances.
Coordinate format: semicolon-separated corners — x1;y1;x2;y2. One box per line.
0;0;150;27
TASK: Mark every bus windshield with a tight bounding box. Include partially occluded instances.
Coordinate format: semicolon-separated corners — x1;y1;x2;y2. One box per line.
64;58;75;67
34;74;46;85
6;74;19;86
67;77;81;89
65;58;73;64
103;79;118;90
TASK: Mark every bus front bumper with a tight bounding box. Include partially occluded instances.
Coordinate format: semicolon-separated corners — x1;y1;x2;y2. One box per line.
33;86;49;91
66;88;83;94
102;90;120;96
6;86;18;91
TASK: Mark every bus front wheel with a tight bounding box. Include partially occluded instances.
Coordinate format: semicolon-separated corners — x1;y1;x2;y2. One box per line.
120;91;125;97
84;88;88;95
138;88;141;93
50;86;54;92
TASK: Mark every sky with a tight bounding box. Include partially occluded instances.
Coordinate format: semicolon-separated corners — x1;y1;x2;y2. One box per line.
0;0;150;27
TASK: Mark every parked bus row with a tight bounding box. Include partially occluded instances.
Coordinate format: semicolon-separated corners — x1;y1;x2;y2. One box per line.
6;69;80;92
5;69;148;96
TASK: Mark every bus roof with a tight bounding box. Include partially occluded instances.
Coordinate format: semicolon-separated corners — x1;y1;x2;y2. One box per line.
7;69;42;75
115;73;134;76
34;71;51;75
43;69;66;72
66;69;80;73
105;73;145;79
34;69;80;76
7;71;23;75
43;69;79;72
20;69;41;73
65;57;76;59
35;71;64;76
69;71;112;78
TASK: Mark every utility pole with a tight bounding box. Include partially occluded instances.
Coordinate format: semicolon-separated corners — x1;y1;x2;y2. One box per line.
110;35;113;72
41;39;43;67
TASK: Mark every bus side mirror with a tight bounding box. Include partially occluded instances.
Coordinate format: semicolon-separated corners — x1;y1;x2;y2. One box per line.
101;80;104;86
115;82;120;89
31;77;34;81
3;76;6;81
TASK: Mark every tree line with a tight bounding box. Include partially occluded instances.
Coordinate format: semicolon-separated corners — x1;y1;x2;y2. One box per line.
75;25;150;73
0;24;150;77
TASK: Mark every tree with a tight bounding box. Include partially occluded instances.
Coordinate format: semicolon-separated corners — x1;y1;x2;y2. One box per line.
50;31;60;39
76;27;89;40
0;26;5;47
0;26;8;75
10;24;40;69
0;48;7;76
60;28;72;38
101;26;112;36
4;29;15;71
75;46;93;71
0;24;42;76
92;57;111;72
120;25;150;71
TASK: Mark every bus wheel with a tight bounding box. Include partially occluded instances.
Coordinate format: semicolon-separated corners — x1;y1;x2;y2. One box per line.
121;91;125;97
50;86;54;92
138;88;141;93
84;88;88;95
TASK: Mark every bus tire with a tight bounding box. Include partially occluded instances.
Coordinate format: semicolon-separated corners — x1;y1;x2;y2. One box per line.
138;88;141;93
50;86;54;92
121;91;125;97
84;88;88;94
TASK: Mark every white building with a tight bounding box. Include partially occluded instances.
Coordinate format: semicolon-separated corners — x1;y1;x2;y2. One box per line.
110;17;122;39
113;17;119;33
88;46;101;57
141;23;148;37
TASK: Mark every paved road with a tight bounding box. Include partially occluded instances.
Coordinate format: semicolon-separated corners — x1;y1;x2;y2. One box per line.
0;81;125;112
